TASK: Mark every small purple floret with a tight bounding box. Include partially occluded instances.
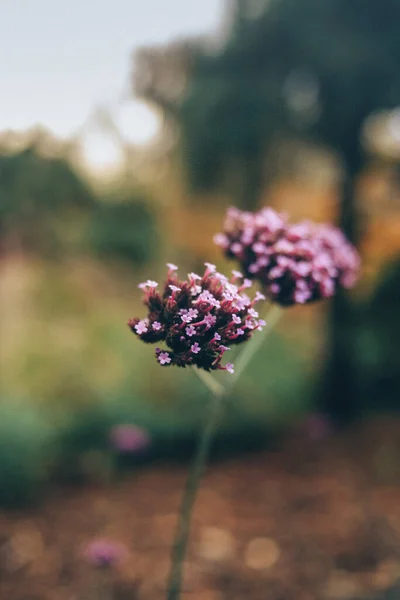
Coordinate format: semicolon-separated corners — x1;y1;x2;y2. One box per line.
83;539;127;569
110;424;150;453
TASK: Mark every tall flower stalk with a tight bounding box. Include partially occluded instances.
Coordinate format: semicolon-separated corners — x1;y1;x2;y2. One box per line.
166;302;282;600
233;303;283;380
166;374;225;600
128;206;360;600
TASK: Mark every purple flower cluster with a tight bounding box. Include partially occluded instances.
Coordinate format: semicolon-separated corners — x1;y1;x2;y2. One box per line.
128;263;267;373
214;207;360;307
110;424;150;453
83;538;127;569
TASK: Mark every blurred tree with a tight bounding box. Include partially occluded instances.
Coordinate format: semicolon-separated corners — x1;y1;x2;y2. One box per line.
134;40;200;119
257;0;400;422
179;0;279;209
0;145;94;256
134;0;400;422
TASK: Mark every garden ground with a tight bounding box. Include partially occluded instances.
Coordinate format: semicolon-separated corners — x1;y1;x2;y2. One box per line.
1;417;400;600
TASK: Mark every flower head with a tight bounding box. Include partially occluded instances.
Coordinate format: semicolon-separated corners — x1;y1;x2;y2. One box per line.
129;264;266;372
110;424;150;453
82;539;127;569
215;207;360;306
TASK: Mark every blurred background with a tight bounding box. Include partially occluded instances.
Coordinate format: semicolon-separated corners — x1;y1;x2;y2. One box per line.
0;1;400;598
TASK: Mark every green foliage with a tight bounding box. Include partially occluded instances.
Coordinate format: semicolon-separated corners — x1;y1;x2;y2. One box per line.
0;146;94;255
56;329;311;451
87;196;158;264
0;319;313;503
0;146;158;265
46;322;312;480
52;394;203;482
53;402;120;484
240;329;313;416
0;403;52;508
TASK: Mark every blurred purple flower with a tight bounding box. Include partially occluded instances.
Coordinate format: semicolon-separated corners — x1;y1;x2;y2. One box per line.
303;413;334;441
110;424;150;453
214;207;360;307
82;538;127;569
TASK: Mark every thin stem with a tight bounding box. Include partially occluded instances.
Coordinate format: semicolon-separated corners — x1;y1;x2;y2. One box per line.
194;367;226;397
166;302;283;600
166;389;224;600
233;304;283;382
93;570;112;600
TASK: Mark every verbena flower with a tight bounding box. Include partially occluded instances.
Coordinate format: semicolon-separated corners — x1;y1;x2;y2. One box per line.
214;207;360;307
110;424;150;453
83;538;127;569
302;413;334;441
128;263;266;373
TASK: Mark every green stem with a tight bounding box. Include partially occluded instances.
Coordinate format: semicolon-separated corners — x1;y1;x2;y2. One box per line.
195;367;226;397
233;304;283;382
166;302;283;600
166;385;225;600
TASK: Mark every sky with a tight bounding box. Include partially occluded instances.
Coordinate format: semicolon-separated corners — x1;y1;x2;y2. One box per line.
0;0;224;145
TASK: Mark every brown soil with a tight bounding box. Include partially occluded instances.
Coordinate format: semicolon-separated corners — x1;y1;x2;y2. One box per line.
1;418;400;600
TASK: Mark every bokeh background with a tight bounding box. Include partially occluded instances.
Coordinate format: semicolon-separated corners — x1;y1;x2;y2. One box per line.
0;1;400;599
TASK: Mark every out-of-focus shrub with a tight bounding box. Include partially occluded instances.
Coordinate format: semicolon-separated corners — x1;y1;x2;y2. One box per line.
0;321;312;500
0;146;94;256
54;328;312;480
54;402;121;484
53;394;157;483
0;403;52;508
87;196;158;265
